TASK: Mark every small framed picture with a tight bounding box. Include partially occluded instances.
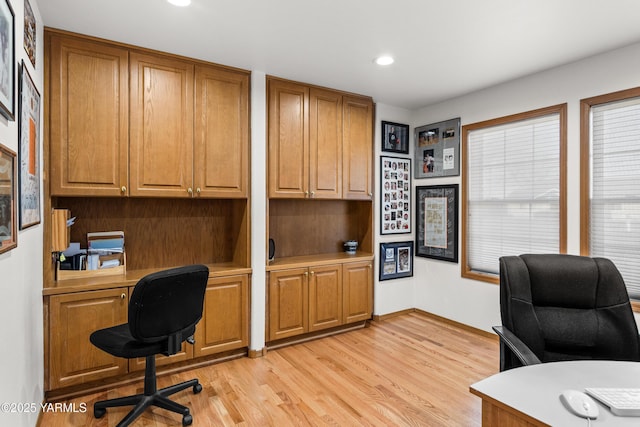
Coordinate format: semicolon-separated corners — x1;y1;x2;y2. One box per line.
0;143;17;254
380;155;411;234
414;117;460;179
415;184;459;262
0;0;15;120
382;121;409;154
379;241;413;281
24;0;36;67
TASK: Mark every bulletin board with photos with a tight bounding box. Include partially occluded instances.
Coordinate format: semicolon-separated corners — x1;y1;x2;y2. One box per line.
414;117;460;179
380;156;411;234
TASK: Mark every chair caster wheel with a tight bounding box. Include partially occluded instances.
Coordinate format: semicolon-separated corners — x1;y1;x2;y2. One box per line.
193;383;202;394
94;407;106;419
182;414;193;426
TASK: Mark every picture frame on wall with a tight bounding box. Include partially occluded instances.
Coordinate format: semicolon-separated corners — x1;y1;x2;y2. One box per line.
24;0;36;67
0;0;15;120
379;241;413;281
18;60;40;229
380;155;411;234
0;143;17;254
414;117;460;179
415;184;458;262
381;121;409;154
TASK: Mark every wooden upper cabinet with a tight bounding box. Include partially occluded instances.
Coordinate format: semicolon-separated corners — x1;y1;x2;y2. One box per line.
129;52;194;197
194;65;249;198
309;88;342;199
49;34;129;196
268;77;373;200
268;79;309;198
343;96;373;200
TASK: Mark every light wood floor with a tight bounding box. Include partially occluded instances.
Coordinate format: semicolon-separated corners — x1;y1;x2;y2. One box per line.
39;312;499;426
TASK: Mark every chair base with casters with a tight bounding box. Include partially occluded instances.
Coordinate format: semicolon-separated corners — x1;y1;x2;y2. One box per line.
89;264;210;427
93;355;202;427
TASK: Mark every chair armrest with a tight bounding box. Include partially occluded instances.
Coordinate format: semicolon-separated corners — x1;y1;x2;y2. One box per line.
492;325;541;367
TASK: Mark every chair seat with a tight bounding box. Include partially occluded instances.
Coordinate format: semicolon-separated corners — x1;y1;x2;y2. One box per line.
90;324;195;359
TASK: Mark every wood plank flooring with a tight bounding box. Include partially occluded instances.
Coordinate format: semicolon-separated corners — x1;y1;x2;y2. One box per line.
39;312;499;426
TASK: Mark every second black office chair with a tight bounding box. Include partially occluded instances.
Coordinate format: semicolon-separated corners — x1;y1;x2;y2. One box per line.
90;264;209;427
494;254;640;371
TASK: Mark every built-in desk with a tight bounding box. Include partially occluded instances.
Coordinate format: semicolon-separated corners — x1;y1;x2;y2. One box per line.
470;360;640;426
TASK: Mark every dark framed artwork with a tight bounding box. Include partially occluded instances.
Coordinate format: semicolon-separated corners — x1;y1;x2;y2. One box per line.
382;121;409;154
414;117;460;179
379;241;413;281
18;61;40;229
380;155;411;234
23;0;36;67
0;143;17;254
0;0;15;120
415;184;458;262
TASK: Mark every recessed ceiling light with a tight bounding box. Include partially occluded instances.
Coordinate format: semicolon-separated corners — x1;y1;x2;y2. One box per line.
375;56;394;66
167;0;191;6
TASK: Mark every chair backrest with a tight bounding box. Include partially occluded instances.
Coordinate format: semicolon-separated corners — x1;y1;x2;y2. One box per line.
500;254;640;369
129;264;209;344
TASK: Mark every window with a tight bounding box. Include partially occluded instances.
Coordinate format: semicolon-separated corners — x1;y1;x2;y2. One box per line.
581;88;640;298
462;105;567;283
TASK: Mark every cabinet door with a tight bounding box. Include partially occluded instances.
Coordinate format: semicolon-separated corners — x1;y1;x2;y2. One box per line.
268;79;309;198
309;89;342;199
343;261;373;324
343;96;373;200
268;268;309;340
194;65;249;198
49;34;129;196
130;52;194;197
309;264;343;332
49;288;128;390
194;275;249;357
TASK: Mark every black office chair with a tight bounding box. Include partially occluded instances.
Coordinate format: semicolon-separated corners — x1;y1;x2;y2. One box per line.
90;264;209;427
494;254;640;371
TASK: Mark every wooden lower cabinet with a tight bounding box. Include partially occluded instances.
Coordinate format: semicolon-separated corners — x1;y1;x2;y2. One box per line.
343;261;373;324
268;267;309;341
46;273;250;393
194;275;249;357
268;260;371;342
49;288;129;389
309;264;343;332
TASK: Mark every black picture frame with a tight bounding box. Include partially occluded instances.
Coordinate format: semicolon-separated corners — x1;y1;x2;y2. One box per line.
382;121;409;154
0;0;15;121
18;60;40;229
379;241;413;281
24;0;36;67
414;117;460;178
380;155;411;234
415;184;458;262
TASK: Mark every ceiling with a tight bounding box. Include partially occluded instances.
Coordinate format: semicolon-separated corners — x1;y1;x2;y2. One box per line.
39;0;640;109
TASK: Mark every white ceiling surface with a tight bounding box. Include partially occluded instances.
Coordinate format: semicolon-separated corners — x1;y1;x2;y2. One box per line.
39;0;640;109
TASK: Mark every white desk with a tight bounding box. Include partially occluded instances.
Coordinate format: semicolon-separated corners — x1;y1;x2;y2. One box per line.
470;361;640;426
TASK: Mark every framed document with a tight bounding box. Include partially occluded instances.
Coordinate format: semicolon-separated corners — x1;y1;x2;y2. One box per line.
415;184;458;262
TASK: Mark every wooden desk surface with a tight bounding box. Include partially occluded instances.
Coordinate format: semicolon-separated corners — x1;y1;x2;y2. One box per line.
470;360;640;426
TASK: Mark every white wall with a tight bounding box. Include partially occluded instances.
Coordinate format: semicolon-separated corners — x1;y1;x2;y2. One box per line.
371;41;640;332
0;1;44;427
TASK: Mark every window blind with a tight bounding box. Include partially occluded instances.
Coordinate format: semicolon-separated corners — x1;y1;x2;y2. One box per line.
467;114;560;275
590;97;640;298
